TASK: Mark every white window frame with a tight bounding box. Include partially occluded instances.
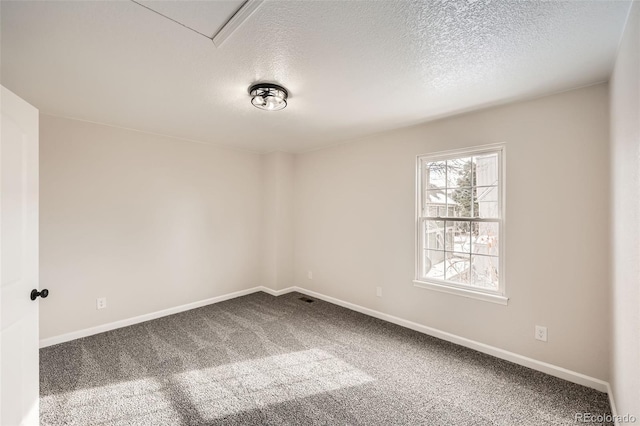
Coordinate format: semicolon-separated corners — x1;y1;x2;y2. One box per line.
414;144;508;305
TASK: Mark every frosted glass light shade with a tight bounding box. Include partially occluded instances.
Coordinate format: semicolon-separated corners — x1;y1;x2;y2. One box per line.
249;83;288;111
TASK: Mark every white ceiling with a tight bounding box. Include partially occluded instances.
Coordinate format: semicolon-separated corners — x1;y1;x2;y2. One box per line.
0;1;632;153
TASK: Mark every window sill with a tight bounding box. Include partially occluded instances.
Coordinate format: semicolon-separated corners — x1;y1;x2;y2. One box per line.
413;280;509;305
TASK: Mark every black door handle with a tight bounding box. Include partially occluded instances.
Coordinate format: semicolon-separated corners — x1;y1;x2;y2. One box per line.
30;289;49;301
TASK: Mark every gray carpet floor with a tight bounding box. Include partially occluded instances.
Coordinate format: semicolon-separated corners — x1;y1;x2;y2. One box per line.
40;291;612;425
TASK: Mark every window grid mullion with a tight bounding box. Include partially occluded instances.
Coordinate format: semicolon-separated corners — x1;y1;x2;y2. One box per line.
422;216;500;223
422;160;428;215
442;223;447;281
444;160;449;218
469;220;473;260
470;157;474;218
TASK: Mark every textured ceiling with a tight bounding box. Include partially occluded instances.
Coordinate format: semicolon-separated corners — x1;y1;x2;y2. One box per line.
0;1;632;153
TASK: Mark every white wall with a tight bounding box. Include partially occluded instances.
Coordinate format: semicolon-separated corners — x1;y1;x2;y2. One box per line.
40;81;617;389
262;152;294;291
294;84;611;380
610;2;640;418
39;114;263;339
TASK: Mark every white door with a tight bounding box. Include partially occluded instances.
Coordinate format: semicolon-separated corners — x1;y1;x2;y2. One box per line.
1;86;40;426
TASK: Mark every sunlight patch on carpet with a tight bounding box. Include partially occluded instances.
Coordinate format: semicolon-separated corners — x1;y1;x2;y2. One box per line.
174;348;375;421
40;348;374;425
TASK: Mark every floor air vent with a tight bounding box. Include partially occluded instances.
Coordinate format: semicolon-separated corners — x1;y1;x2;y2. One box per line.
299;297;315;303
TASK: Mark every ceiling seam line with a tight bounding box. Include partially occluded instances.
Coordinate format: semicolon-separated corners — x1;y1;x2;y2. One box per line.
129;0;213;41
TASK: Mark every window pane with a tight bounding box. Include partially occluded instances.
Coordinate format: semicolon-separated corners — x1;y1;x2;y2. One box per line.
425;161;446;189
476;186;498;202
473;153;499;187
471;222;499;257
425;190;448;216
447;157;471;188
449;188;474;217
444;252;471;284
445;220;471;253
475;186;499;218
424;220;444;250
424;249;445;280
471;255;499;290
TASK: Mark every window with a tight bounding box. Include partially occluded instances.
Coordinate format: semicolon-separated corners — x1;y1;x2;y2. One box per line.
415;145;506;304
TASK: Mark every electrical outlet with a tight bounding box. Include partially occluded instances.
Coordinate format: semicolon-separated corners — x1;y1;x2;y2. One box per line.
535;325;547;342
376;287;382;297
96;297;107;310
307;271;313;280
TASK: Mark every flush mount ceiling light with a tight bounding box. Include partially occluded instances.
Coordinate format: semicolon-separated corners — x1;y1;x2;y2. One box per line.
249;83;288;111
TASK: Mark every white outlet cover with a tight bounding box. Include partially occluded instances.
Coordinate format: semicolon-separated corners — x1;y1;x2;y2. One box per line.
535;325;548;342
307;271;313;279
96;297;107;310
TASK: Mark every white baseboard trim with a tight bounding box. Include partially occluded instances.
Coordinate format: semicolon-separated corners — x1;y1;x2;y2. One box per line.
290;286;611;394
606;383;619;425
39;286;268;348
258;286;296;296
39;284;612;398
